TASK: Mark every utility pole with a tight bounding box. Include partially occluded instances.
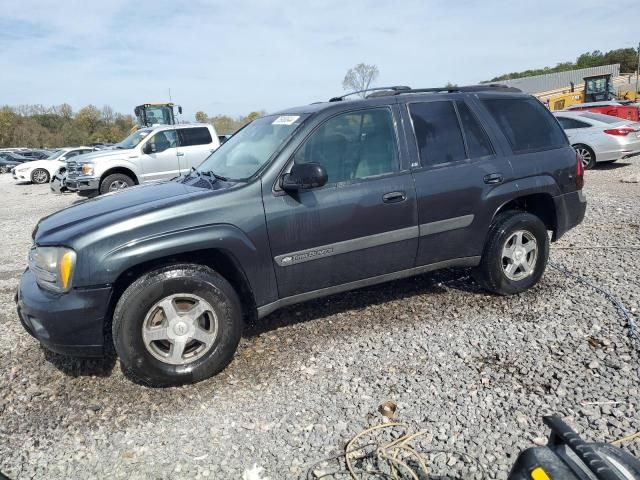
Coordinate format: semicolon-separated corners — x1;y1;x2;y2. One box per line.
636;42;640;101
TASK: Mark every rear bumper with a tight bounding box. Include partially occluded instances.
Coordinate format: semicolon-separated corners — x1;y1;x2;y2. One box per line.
553;189;587;240
66;176;100;192
16;268;112;357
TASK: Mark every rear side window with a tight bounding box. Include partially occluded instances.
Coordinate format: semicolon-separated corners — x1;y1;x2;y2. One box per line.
409;101;466;166
482;98;566;153
556;117;590;129
455;101;494;158
179;127;213;146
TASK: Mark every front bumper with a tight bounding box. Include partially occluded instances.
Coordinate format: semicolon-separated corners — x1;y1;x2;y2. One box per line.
50;171;68;194
15;268;112;357
13;170;29;181
553;189;587;240
65;175;100;192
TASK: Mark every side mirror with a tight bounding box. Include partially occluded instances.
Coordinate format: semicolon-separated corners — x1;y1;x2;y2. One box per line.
281;162;328;191
142;142;155;154
178;106;183;115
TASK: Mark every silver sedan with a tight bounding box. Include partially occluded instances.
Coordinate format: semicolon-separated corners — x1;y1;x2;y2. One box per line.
553;111;640;169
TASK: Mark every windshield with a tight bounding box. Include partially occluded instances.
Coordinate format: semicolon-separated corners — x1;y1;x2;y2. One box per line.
116;128;152;149
46;149;63;159
196;114;307;180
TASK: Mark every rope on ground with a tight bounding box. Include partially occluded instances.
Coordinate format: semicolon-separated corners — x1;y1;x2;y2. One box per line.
305;422;486;479
548;261;639;352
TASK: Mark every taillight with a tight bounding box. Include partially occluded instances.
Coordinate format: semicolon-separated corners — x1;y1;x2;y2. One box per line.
603;127;634;136
575;152;584;189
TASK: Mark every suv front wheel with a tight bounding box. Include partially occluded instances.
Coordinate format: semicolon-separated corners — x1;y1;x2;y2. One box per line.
474;211;549;295
112;264;243;387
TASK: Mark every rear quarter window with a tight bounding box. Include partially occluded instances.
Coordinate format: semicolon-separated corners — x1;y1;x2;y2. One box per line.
482;97;567;153
179;127;213;146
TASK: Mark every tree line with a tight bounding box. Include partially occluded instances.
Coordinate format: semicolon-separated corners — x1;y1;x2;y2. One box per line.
486;47;639;82
0;104;268;148
194;111;267;135
0;104;136;149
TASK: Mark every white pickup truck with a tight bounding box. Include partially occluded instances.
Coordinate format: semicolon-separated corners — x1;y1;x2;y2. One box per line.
53;123;220;196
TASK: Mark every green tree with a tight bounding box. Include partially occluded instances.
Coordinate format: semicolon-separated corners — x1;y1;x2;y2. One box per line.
75;105;101;135
195;111;209;123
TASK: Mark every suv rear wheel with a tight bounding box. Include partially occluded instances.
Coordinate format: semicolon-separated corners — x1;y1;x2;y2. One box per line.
100;173;134;194
474;211;549;295
112;264;243;387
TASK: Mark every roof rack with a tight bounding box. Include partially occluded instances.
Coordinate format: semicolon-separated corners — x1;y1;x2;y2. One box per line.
329;86;411;102
394;84;522;95
329;84;521;102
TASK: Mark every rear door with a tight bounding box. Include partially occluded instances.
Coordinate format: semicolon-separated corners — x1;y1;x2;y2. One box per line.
403;97;515;266
263;106;419;298
138;129;181;182
177;126;219;173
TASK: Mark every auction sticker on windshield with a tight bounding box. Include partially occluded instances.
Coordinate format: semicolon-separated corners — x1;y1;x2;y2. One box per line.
272;115;300;125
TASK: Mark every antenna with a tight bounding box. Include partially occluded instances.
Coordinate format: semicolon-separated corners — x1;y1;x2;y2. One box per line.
168;88;173;103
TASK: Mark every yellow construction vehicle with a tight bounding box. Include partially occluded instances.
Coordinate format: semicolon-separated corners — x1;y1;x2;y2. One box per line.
131;103;182;132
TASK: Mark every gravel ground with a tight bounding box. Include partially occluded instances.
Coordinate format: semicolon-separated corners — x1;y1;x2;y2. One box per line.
0;163;639;479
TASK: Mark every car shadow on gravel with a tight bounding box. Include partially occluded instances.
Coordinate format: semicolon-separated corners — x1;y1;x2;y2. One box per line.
244;268;480;338
42;348;117;378
595;162;632;170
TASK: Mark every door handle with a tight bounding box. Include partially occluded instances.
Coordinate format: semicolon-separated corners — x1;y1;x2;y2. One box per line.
483;173;503;184
382;191;407;203
176;152;185;157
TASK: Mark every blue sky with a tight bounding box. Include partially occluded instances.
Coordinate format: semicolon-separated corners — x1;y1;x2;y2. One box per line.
1;0;639;120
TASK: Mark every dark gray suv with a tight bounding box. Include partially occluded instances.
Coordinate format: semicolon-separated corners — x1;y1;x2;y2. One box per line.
16;85;586;386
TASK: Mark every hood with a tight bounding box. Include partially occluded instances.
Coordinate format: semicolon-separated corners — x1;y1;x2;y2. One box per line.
34;180;214;245
15;159;60;171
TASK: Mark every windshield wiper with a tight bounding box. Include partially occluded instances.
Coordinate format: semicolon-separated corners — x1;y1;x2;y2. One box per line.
200;170;229;182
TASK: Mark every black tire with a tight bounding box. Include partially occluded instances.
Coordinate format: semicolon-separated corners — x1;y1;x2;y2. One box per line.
112;264;243;387
573;144;596;170
99;173;134;194
473;211;549;295
31;168;50;184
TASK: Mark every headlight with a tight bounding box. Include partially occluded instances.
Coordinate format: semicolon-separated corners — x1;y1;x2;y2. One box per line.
28;246;77;293
81;163;94;175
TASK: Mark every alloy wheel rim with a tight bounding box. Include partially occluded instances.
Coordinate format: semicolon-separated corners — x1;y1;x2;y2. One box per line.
501;230;538;281
33;170;47;183
576;148;591;167
141;293;219;365
109;180;128;191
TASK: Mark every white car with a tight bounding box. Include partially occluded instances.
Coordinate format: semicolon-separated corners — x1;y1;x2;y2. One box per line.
12;146;97;184
553;111;640;169
62;123;220;196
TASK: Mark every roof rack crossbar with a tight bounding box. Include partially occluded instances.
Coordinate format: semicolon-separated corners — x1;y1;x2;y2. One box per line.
392;84;522;95
329;85;411;102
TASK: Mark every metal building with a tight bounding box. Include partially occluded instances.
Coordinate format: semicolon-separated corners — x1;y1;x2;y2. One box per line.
497;64;620;94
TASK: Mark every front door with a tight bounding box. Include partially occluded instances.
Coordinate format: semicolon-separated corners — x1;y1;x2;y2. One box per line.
263;107;419;299
402;98;515;266
139;129;180;182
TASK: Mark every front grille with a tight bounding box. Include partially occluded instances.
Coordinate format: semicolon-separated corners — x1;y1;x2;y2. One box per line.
65;161;81;177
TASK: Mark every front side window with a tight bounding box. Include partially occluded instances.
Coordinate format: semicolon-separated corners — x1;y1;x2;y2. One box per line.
179;127;212;147
482;98;566;153
409;101;466;166
294;108;398;184
147;130;178;153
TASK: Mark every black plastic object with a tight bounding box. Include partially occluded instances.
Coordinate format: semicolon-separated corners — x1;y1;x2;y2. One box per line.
508;415;640;480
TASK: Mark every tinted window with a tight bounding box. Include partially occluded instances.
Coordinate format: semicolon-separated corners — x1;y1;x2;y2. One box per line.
179;127;213;146
409;101;466;166
456;101;494;158
295;109;397;183
555;117;590;129
482;98;566;153
65;151;79;158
